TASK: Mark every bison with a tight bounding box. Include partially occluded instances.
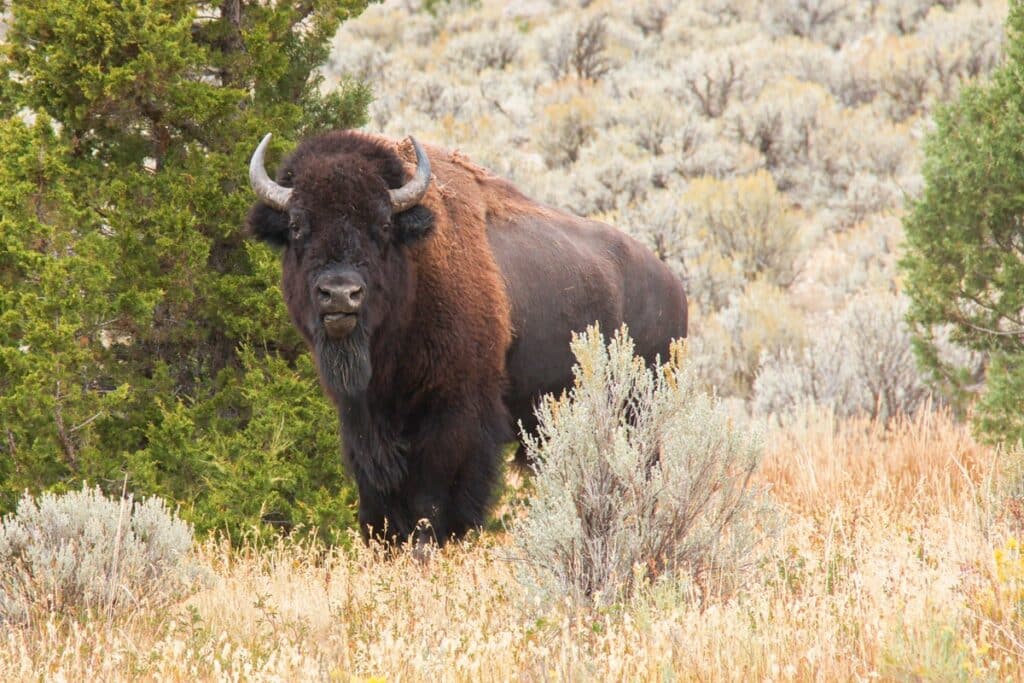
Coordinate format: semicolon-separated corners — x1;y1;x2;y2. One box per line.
246;130;687;547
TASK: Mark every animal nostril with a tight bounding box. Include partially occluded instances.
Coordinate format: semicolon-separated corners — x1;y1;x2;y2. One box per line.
316;275;365;313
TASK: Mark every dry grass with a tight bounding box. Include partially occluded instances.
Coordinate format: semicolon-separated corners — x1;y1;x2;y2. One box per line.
760;405;992;518
2;409;1022;681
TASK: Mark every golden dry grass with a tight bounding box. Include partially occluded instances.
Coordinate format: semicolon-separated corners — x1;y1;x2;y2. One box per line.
760;405;992;517
2;409;1022;681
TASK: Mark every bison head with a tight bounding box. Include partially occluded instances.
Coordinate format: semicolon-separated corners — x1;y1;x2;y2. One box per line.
246;131;434;397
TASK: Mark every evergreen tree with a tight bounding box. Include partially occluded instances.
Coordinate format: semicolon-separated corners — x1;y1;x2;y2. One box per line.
901;0;1024;446
0;0;372;543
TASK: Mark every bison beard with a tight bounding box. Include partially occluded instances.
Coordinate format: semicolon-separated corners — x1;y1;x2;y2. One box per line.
313;321;372;398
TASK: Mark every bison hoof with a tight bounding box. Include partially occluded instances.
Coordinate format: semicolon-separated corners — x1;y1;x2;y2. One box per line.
411;518;439;563
411;539;436;564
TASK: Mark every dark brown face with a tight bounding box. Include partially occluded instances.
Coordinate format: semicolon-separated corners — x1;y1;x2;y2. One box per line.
279;200;387;344
246;131;435;396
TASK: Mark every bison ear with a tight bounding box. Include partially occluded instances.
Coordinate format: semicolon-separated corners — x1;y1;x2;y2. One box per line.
246;202;290;248
392;205;435;245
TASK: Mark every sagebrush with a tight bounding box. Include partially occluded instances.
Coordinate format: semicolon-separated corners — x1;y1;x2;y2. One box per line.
754;291;931;420
0;486;200;624
513;326;773;606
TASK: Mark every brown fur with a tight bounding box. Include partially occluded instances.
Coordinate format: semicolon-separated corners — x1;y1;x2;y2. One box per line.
391;137;512;396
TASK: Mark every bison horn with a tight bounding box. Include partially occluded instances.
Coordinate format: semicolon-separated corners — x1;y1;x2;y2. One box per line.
389;137;431;212
249;133;293;211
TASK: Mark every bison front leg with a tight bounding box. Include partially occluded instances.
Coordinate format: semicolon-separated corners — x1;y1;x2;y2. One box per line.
446;449;503;539
407;485;453;558
409;399;510;543
356;488;411;546
354;476;452;549
349;395;511;550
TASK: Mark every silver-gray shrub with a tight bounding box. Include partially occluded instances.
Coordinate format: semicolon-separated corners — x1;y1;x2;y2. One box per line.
883;0;959;37
0;486;200;624
689;279;808;398
680;50;749;119
682;170;804;310
512;326;772;607
541;13;613;82
761;0;858;49
631;0;676;38
446;28;520;73
753;291;931;421
558;148;652;216
325;38;389;84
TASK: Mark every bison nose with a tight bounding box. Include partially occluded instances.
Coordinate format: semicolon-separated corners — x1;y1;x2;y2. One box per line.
316;275;366;314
